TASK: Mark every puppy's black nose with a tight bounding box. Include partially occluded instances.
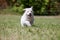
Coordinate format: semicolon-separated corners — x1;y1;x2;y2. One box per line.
28;13;31;17
30;13;31;15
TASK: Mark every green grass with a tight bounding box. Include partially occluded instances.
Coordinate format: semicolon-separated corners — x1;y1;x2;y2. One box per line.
0;15;60;40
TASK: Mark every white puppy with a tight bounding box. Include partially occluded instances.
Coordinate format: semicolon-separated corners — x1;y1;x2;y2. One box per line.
21;7;34;27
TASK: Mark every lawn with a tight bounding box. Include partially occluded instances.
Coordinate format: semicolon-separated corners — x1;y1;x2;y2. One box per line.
0;14;60;40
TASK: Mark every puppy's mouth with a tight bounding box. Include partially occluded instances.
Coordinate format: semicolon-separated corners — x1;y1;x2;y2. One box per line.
28;13;31;17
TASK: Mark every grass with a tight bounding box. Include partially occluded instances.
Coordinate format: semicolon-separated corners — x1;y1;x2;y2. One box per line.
0;14;60;40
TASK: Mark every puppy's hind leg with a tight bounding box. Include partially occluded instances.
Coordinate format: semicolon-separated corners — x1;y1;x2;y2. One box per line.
21;22;25;27
25;21;31;27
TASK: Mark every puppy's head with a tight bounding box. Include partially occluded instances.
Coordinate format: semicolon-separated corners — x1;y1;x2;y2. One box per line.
23;6;33;17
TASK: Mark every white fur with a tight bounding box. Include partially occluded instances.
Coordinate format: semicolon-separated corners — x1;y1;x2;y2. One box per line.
21;7;34;27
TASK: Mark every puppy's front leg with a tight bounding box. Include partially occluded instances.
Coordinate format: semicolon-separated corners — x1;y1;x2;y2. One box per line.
25;21;31;27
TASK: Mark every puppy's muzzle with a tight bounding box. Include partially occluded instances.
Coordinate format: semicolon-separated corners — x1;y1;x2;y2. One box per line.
28;13;31;17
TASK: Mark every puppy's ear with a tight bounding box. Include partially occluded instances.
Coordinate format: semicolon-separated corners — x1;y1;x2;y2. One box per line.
23;9;26;11
31;6;33;9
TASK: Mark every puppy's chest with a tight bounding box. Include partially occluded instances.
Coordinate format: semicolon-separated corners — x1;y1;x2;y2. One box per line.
27;16;32;21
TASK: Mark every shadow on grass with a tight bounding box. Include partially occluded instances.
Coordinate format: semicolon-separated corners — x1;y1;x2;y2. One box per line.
32;24;40;28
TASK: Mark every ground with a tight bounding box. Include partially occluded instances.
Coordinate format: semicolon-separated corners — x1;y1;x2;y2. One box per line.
0;14;60;40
